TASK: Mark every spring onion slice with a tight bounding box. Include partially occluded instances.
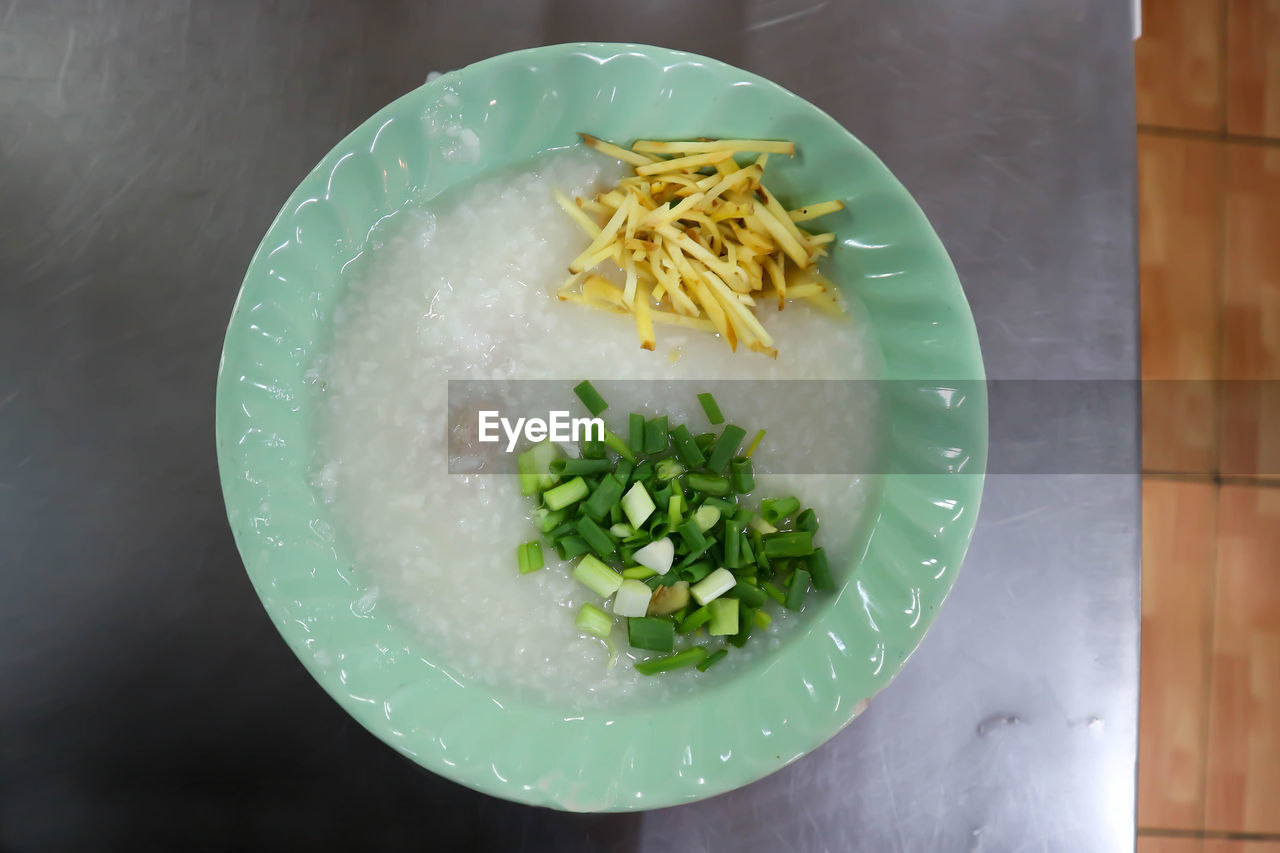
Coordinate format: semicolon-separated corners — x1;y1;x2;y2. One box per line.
603;429;636;462
551;457;613;476
573;380;608;416
744;429;767;458
697;392;725;425
679;605;712;633
708;598;739;635
583;475;624;522
635;646;707;675
575;603;612;638
763;580;786;605
763;530;814;558
760;497;800;524
643;416;669;454
655;457;684;480
622;565;659;580
627;616;675;652
516;542;544;575
517;441;559;496
753;609;772;629
557;536;590;560
785;568;811;610
695;648;728;671
808;547;834;590
732;580;766;608
575;516;617;558
544;476;589;511
614;578;654;617
692;504;720;533
684;473;731;496
631;537;674;575
628;413;645;453
690;567;736;605
706;425;746;473
620;482;656;529
796;507;819;533
729;457;754;493
574;555;624;597
670;424;706;468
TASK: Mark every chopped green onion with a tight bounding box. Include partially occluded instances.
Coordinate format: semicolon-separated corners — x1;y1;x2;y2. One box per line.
751;528;769;571
739;530;755;568
732;580;767;608
667;493;684;527
622;565;658;580
690;567;736;605
609;502;623;526
573;380;608;416
748;514;778;535
808;547;834;591
744;428;766;458
697;392;725;425
796;508;819;533
583;475;624;522
535;507;567;533
551;457;613;476
694;432;716;453
575;602;613;638
603;429;636;462
680;605;712;633
734;505;754;523
517;441;559;495
706;425;746;473
557;536;591;560
620;482;656;529
708;598;739;635
753;609;772;629
610;522;635;538
728;603;753;647
760;497;800;524
785;568;811;610
614;578;654;617
627;616;675;652
762;580;786;605
629;413;645;453
614;458;633;486
644;416;669;454
679;560;715;583
574;554;623;597
764;530;814;558
575;516;617;558
631;460;654;483
724;520;742;567
544;476;589;511
648;519;670;540
635;646;706;675
655;457;684;480
685;473;731;496
516;542;544;575
632;537;675;575
643;573;666;591
670;424;706;468
729;457;755;493
696;648;728;671
677;519;711;555
703;497;738;516
580;438;605;458
692;504;721;533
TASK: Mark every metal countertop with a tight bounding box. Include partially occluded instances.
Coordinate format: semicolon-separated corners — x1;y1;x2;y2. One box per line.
0;1;1138;850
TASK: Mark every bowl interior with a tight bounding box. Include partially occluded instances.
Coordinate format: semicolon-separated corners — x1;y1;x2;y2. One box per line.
216;42;987;811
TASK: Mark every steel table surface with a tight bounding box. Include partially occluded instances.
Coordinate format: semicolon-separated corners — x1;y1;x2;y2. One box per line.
0;1;1139;850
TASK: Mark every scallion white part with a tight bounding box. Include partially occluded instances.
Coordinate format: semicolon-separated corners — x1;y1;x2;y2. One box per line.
631;537;675;575
690;567;736;605
575;602;613;638
612;579;653;617
573;554;624;598
692;504;721;532
620;481;656;529
747;515;778;535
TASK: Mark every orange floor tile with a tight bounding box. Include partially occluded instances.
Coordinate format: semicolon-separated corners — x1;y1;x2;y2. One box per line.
1139;134;1222;473
1204;486;1280;833
1140;480;1218;829
1221;145;1280;478
1136;0;1225;131
1227;0;1280;137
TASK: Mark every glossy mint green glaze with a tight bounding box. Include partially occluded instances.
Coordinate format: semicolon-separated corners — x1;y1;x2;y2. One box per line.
216;43;987;811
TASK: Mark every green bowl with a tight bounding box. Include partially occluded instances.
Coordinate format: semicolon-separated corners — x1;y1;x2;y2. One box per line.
216;42;987;811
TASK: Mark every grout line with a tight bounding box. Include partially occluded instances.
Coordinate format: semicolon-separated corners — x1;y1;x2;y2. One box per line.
1141;472;1280;488
1137;124;1280;148
1138;827;1280;841
1219;0;1230;134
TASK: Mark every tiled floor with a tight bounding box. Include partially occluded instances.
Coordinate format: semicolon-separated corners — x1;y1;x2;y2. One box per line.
1137;0;1280;849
